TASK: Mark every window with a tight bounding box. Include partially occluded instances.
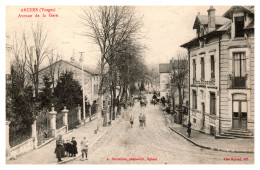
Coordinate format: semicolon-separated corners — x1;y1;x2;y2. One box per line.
233;52;246;88
211;55;215;78
200;90;204;99
210;93;216;115
192;90;197;109
193;59;196;80
201;57;205;80
235;16;244;38
233;52;246;78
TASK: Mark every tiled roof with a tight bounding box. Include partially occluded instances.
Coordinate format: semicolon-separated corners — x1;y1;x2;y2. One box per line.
244;20;254;30
223;6;254;18
159;64;171;73
38;59;100;75
193;15;230;29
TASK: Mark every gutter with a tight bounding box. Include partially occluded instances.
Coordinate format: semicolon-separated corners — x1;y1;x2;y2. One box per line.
188;48;191;122
218;36;221;135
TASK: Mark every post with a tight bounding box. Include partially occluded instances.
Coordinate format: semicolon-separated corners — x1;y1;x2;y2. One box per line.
89;102;92;122
62;106;69;132
31;119;37;149
6;121;11;158
79;52;86;123
77;104;82;124
49;104;57;138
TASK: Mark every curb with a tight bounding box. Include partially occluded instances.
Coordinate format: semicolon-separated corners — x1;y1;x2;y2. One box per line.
168;127;254;154
57;117;122;164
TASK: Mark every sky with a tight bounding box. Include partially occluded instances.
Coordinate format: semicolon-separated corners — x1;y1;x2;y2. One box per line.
6;6;231;68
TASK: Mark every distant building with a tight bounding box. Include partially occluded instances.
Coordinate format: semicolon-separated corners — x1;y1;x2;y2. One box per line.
38;58;100;103
159;63;171;98
181;6;254;135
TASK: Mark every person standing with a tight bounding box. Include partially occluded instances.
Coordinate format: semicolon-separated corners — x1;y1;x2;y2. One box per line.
139;113;143;127
130;115;134;128
71;137;78;157
55;135;64;162
80;137;89;161
142;114;146;127
187;121;192;138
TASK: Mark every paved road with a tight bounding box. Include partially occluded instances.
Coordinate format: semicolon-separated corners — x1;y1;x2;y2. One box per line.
70;94;254;164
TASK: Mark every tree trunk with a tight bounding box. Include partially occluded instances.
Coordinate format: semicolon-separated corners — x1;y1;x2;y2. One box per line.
178;84;183;109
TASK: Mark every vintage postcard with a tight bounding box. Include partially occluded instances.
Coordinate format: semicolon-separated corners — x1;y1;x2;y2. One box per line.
5;5;255;165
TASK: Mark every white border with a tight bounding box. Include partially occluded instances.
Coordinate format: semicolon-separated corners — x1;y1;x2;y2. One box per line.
1;1;259;170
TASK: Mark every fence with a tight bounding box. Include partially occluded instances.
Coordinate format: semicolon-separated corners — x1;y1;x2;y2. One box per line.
9;122;32;148
36;110;54;146
68;108;80;130
56;112;64;130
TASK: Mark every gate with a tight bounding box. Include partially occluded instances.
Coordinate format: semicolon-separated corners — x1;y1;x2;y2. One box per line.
56;112;64;130
36;110;54;146
68;108;79;130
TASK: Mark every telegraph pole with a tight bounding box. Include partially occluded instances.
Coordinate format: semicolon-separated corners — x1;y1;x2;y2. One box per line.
79;52;86;123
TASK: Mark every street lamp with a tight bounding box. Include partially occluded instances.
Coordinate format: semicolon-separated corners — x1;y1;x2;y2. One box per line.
79;52;86;123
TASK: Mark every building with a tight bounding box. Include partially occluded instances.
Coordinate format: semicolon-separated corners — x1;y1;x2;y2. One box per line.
159;63;171;98
38;58;100;104
181;6;254;135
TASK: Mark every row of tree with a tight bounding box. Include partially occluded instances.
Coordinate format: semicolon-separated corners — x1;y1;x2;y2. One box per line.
79;6;149;122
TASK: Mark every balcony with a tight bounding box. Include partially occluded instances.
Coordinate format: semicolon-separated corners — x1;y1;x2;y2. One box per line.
229;74;247;89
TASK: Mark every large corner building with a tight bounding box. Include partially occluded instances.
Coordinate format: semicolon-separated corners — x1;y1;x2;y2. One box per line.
181;6;254;135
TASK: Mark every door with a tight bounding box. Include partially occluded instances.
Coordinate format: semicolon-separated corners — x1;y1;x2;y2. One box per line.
232;100;247;130
201;103;205;129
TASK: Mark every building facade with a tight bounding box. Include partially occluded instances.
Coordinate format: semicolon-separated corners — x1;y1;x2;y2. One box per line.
38;59;100;104
181;6;254;135
159;63;171;98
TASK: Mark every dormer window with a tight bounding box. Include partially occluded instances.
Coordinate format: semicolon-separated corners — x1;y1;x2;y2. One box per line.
235;16;244;38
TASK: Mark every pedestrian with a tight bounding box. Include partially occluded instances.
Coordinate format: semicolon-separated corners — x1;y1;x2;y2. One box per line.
64;140;71;157
61;139;65;158
55;135;64;162
187;121;192;138
142;114;146;127
71;137;78;157
130;115;134;128
139;113;143;127
80;137;89;161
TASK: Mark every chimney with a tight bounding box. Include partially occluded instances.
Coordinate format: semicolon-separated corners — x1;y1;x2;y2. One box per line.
207;6;216;32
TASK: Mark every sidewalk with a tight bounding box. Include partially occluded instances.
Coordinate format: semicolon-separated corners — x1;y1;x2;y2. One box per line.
164;114;254;153
6;114;122;164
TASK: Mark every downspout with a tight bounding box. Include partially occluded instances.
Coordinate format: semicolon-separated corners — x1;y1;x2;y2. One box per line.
188;48;191;123
218;35;221;135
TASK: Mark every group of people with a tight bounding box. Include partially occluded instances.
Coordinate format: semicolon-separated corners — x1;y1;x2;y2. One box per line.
55;135;89;163
129;113;147;128
55;136;78;162
139;113;146;127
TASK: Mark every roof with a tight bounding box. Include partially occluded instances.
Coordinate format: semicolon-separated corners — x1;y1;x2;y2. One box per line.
193;15;230;29
159;64;171;73
244;20;254;30
223;6;254;18
38;59;100;75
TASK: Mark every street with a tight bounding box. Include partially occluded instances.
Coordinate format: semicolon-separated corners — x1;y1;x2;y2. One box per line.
70;94;254;164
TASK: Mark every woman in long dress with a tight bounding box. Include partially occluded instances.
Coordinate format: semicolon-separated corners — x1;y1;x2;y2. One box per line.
71;137;78;157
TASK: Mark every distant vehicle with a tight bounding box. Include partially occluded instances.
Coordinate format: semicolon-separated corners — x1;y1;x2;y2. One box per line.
140;99;147;107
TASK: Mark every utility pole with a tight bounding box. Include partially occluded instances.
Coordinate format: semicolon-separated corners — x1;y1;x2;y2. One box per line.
79;52;86;123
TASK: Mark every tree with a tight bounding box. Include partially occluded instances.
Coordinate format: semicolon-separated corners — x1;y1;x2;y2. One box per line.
25;22;51;100
39;75;53;108
170;51;189;109
79;6;143;125
53;71;83;110
47;50;61;90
